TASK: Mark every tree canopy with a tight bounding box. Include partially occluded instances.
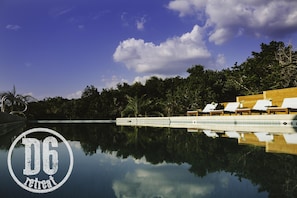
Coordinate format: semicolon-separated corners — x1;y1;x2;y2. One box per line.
22;41;297;119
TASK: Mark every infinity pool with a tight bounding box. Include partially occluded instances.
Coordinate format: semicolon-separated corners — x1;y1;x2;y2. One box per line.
1;122;296;197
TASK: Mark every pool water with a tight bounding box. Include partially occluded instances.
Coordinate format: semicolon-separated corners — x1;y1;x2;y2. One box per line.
1;122;296;197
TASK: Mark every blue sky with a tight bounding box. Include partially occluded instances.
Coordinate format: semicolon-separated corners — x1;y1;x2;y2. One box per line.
1;0;297;99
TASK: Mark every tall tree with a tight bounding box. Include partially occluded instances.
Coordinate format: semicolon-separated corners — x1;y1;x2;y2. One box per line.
80;85;101;118
122;94;151;117
275;43;297;87
233;41;286;94
185;65;228;109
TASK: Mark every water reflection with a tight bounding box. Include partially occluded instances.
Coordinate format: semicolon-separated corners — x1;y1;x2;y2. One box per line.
112;164;267;198
190;128;297;156
1;123;297;197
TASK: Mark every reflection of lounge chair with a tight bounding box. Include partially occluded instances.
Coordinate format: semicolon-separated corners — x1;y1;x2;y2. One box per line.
186;103;218;116
283;134;297;144
267;97;297;114
225;131;241;139
198;103;218;115
254;132;273;142
209;102;240;115
235;99;272;115
203;130;219;138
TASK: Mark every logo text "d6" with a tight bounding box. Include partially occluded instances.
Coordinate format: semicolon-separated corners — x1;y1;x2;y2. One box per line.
22;136;58;176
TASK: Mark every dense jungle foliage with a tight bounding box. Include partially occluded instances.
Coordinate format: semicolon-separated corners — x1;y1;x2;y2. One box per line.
4;41;297;119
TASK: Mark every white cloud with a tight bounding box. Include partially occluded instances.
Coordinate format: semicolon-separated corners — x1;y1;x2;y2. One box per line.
78;24;85;30
113;25;211;74
133;76;150;84
49;7;73;18
168;0;297;44
121;13;147;31
112;167;215;198
120;12;129;26
133;74;168;84
23;92;34;97
67;90;82;99
101;75;129;89
167;0;205;17
216;53;226;66
136;17;146;31
5;24;21;31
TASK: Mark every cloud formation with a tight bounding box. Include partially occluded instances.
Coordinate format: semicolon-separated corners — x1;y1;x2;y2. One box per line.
114;0;297;76
5;24;21;31
168;0;297;44
101;75;128;89
113;25;211;74
67;90;82;99
136;16;146;31
113;167;215;198
49;7;73;18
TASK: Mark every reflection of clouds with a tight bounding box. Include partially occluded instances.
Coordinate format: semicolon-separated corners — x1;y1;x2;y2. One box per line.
132;156;166;166
112;167;267;197
69;143;266;197
97;149;165;166
99;151;124;166
218;174;229;188
133;156;150;164
69;141;82;149
112;166;215;198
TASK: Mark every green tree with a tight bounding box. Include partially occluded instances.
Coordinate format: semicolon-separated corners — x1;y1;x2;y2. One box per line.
24;40;297;120
235;41;286;94
185;65;229;109
122;94;151;117
276;43;297;87
80;85;101;118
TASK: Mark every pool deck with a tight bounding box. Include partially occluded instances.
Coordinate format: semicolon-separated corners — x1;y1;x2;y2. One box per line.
29;120;116;124
116;114;297;134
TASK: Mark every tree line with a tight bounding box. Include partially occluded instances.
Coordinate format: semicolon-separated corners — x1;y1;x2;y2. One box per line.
24;41;297;119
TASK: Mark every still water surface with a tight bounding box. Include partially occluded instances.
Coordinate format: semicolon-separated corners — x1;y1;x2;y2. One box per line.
1;122;296;197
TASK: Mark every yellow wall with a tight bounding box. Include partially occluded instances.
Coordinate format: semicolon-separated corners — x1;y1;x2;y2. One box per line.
236;94;263;108
238;133;266;147
235;87;297;109
266;135;297;155
263;87;297;107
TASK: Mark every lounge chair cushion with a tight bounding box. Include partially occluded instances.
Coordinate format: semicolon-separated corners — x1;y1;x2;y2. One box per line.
224;102;240;112
209;102;239;115
281;97;297;108
252;99;272;111
201;103;218;113
267;97;297;114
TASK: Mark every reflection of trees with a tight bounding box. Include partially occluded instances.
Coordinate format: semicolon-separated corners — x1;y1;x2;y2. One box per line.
234;153;297;197
0;122;26;150
4;123;295;197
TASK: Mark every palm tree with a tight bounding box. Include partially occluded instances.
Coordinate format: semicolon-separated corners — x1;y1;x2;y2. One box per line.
122;94;151;117
0;85;36;114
